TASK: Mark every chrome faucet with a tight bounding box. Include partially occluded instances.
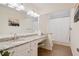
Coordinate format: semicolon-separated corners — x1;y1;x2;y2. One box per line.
11;33;17;40
14;33;17;40
10;32;18;40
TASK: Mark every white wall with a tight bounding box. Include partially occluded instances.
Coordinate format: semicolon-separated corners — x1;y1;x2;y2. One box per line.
0;5;34;37
48;17;70;43
70;4;79;55
39;12;70;43
71;21;79;55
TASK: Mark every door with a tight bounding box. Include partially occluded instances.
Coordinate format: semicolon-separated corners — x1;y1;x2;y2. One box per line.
8;43;31;56
48;17;70;43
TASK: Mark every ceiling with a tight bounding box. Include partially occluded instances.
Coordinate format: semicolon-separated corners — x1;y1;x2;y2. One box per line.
23;3;74;15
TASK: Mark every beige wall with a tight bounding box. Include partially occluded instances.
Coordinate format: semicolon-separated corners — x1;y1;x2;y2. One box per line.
39;14;48;34
0;5;34;36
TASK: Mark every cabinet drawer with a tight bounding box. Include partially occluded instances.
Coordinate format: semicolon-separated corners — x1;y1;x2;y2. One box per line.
8;43;30;56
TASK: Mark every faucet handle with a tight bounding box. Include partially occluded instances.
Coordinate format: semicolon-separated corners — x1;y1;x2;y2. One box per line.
14;33;17;37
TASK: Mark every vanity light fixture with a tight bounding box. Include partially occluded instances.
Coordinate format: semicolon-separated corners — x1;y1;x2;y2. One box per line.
2;3;25;11
16;5;24;11
8;3;25;11
27;10;40;17
1;3;39;17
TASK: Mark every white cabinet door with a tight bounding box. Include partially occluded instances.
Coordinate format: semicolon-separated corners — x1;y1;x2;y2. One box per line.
30;40;38;56
8;47;16;56
25;43;31;56
8;43;30;56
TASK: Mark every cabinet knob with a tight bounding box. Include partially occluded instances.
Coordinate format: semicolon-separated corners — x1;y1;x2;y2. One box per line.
77;48;79;52
30;49;32;51
27;51;30;53
69;27;72;30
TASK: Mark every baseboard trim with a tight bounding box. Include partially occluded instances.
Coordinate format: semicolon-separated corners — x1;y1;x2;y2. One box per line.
53;40;70;47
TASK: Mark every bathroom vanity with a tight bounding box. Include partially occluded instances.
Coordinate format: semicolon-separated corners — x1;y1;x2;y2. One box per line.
0;34;47;56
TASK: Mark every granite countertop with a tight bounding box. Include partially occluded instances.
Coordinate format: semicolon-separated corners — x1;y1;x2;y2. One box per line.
0;35;46;50
0;32;38;39
0;33;38;42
